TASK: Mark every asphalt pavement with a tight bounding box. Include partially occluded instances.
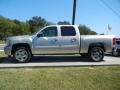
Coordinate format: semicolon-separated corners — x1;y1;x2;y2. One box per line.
0;54;120;68
0;44;120;68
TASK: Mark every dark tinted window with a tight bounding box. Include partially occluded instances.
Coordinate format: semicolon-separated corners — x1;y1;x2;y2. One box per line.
42;27;57;37
61;26;76;36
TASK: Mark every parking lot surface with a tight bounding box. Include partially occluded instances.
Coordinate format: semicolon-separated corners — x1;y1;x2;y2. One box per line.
0;54;120;68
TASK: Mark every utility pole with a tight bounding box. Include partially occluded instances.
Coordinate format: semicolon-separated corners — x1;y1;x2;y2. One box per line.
72;0;77;25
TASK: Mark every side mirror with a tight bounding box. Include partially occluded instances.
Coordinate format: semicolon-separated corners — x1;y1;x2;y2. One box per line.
37;33;43;37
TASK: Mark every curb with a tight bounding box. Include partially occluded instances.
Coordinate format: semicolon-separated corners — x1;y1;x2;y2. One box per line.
0;63;119;68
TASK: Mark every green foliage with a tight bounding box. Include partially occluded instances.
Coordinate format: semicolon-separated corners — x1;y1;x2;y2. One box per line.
0;16;53;40
0;16;97;40
0;40;5;44
28;16;53;33
0;16;30;40
13;19;30;35
78;24;97;35
57;21;71;25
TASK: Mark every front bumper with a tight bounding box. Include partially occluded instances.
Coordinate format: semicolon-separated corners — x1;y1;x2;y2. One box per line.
4;45;12;55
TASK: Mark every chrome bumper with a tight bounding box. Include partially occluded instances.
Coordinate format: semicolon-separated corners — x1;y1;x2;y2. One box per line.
4;45;12;55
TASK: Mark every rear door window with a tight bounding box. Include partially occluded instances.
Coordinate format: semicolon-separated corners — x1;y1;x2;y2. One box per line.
61;26;76;36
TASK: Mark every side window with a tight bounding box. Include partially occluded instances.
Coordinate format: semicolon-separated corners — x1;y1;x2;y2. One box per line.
42;27;57;37
61;26;76;36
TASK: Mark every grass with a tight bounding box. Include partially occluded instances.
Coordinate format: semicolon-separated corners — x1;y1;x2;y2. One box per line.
0;40;5;44
0;52;6;58
0;52;120;90
0;66;120;90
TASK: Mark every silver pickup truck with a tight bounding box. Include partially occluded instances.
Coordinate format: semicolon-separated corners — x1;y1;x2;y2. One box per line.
4;25;115;63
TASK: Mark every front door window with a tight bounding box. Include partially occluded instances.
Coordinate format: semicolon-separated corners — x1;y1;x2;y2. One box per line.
41;27;58;37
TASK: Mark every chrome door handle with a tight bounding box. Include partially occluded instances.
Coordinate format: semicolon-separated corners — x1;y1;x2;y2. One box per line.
71;38;77;43
51;39;58;43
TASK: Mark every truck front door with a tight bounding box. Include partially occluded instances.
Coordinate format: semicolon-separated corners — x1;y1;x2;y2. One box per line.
33;26;60;54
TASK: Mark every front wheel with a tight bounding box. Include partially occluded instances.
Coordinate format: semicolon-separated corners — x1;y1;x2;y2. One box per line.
89;47;104;62
13;47;32;63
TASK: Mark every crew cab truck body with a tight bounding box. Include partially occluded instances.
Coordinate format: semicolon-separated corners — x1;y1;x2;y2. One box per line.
4;25;115;63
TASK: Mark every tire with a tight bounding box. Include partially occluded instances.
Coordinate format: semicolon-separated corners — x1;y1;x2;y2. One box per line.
112;48;119;57
13;47;32;63
89;47;104;62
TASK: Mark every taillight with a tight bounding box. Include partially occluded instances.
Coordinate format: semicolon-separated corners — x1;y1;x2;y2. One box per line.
113;38;116;45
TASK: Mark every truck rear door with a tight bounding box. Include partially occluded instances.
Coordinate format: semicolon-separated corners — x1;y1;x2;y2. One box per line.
59;26;80;54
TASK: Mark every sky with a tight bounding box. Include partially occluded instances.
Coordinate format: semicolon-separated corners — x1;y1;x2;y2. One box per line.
0;0;120;36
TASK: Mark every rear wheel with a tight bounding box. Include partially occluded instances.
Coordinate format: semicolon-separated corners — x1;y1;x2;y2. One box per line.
89;47;104;62
13;47;31;63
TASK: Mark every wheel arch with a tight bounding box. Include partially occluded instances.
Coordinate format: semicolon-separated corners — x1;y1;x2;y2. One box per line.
11;43;32;54
88;42;106;52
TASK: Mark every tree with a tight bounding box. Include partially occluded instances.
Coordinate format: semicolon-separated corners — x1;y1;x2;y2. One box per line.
78;24;97;35
0;16;13;39
0;15;97;40
57;21;71;25
28;16;52;33
0;16;30;40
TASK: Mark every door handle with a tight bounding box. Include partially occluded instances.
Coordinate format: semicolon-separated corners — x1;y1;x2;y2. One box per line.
71;38;77;43
51;38;58;43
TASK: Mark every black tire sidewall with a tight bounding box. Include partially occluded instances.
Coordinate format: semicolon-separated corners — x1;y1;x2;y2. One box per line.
89;47;104;62
13;47;31;63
